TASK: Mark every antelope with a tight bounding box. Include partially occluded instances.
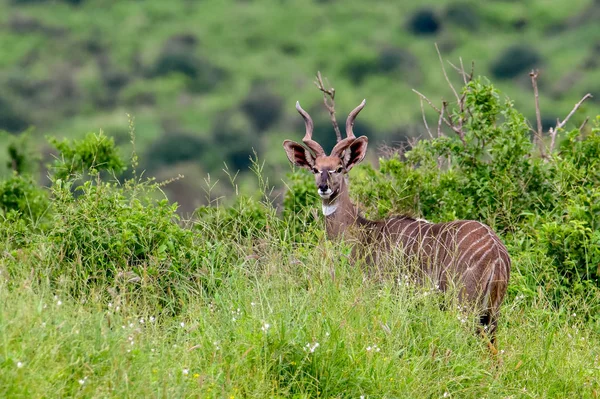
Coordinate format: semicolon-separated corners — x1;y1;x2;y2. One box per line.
283;99;511;346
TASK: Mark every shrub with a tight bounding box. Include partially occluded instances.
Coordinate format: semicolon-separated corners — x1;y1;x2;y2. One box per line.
0;173;49;222
240;85;284;131
0;96;29;134
342;54;379;84
144;131;206;169
211;111;259;171
48;131;126;180
152;34;225;93
377;47;418;74
444;3;480;31
406;8;441;35
490;44;542;79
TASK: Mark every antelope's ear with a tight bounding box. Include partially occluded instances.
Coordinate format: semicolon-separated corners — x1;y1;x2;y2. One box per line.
283;140;316;170
343;136;368;171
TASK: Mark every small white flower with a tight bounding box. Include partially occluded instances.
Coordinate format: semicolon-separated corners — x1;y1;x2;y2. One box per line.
57;300;62;306
443;392;450;398
16;361;23;369
325;332;330;337
251;302;256;307
41;322;46;328
151;348;155;352
182;368;189;375
149;316;155;323
304;342;319;353
139;318;144;324
108;302;113;308
180;322;185;328
78;377;88;385
572;313;576;317
129;323;134;328
261;323;270;332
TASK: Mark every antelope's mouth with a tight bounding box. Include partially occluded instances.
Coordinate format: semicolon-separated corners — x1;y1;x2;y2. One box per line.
318;188;333;199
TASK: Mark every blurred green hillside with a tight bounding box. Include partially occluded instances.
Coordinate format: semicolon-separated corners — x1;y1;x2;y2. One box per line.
1;0;599;212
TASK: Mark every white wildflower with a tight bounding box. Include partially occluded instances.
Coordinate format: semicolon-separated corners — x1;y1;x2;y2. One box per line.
182;368;189;375
304;342;319;353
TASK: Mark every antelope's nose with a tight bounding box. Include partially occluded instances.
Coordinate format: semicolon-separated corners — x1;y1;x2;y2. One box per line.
318;182;329;192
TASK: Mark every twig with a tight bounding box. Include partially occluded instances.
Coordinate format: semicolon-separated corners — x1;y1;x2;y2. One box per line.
529;70;544;157
448;58;474;86
419;97;434;139
435;43;460;106
412;89;464;140
314;71;342;142
548;93;593;153
556;93;593;131
578;116;590;133
438;101;447;138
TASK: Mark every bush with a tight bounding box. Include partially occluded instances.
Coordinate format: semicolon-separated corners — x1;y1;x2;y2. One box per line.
144;131;206;169
444;3;480;31
240;85;284;131
406;8;441;35
342;54;379;84
0;96;29;134
490;44;542;79
0;173;49;222
48;131;126;180
152;34;225;93
377;47;418;73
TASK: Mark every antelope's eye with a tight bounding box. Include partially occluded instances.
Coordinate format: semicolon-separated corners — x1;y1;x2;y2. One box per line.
312;167;319;174
336;166;343;173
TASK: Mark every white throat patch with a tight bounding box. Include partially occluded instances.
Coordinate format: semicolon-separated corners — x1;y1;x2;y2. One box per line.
322;202;338;216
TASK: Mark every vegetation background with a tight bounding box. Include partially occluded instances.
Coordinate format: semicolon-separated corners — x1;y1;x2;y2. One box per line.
1;0;600;212
1;0;600;397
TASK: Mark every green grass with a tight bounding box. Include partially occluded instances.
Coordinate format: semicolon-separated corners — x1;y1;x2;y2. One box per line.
1;234;599;398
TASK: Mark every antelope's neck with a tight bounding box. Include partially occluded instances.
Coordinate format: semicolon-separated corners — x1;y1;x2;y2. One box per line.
321;190;361;239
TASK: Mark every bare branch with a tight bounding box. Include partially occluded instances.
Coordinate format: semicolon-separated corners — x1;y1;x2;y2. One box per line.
314;71;342;142
418;97;434;139
529;70;545;157
438;101;446;138
556;93;593;131
435;43;460;105
413;90;457;132
579;116;590;134
549;93;593;153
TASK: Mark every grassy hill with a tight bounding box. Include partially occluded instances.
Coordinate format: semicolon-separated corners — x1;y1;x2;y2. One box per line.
1;0;600;211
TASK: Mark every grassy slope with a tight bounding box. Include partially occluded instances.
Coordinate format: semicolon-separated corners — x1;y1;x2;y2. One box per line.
1;1;599;181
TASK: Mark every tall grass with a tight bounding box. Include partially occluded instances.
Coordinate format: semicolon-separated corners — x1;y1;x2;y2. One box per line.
1;209;599;398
